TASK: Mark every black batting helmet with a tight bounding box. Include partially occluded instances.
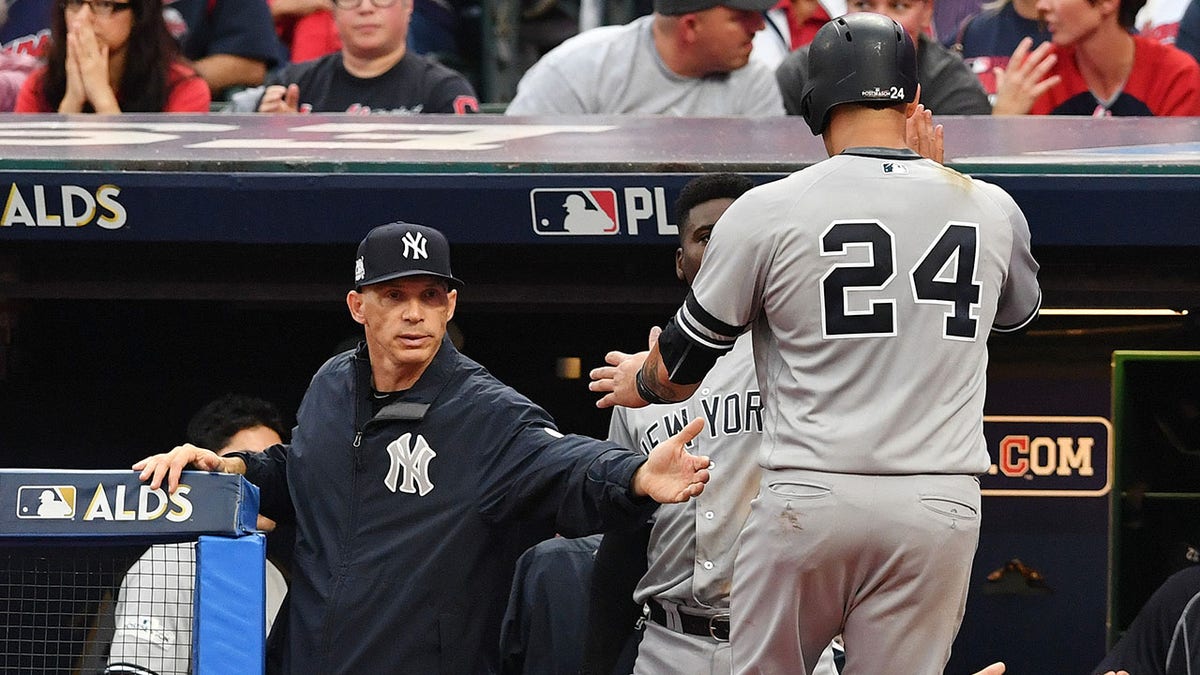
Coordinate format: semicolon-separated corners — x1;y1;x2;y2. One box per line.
799;13;919;135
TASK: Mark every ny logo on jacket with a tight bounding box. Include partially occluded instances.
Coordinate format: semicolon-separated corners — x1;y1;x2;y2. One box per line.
384;433;437;496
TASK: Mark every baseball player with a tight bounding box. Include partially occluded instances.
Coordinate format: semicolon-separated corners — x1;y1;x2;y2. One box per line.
589;174;840;675
591;13;1041;674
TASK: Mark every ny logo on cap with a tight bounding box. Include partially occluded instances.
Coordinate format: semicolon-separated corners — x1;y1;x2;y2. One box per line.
402;232;429;260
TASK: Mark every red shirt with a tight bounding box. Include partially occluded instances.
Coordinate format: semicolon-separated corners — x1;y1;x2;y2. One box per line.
276;9;341;63
14;60;211;113
1031;35;1200;116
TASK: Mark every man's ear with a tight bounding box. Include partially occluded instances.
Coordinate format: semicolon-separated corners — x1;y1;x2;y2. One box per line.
347;290;366;326
679;12;702;42
446;288;458;321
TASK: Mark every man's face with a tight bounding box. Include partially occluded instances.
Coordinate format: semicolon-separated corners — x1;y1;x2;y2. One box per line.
845;0;932;43
690;6;767;73
334;0;414;59
676;197;737;285
347;276;456;376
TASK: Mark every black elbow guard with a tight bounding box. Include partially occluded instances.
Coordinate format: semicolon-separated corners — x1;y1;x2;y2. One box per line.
658;317;726;385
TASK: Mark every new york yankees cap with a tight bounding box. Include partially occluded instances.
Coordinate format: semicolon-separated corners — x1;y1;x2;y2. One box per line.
654;0;775;15
354;221;464;291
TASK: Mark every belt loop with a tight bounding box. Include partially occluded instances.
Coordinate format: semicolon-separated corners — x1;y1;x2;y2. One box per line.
660;599;684;633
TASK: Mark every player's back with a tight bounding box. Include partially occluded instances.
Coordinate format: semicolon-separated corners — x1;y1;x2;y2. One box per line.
691;149;1039;475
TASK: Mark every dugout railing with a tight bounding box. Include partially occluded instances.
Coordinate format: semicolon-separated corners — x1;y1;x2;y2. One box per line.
0;469;266;674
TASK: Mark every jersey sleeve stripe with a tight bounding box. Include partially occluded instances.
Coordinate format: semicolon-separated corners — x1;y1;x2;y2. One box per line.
676;294;743;347
992;291;1042;333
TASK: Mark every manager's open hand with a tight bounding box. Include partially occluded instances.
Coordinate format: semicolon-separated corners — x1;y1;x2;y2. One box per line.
631;417;710;503
133;443;240;494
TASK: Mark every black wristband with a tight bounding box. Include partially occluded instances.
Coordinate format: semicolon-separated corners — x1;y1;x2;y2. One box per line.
635;369;672;405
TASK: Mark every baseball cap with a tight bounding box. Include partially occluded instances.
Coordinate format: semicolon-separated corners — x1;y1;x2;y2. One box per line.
354;221;464;291
654;0;775;15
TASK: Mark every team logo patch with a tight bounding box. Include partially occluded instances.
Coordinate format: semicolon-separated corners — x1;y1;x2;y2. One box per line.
384;433;436;496
530;188;620;236
17;485;77;519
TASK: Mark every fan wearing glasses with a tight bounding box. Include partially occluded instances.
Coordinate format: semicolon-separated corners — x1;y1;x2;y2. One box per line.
14;0;210;113
254;0;478;114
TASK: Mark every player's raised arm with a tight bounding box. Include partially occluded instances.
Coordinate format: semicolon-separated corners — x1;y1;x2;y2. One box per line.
590;326;702;408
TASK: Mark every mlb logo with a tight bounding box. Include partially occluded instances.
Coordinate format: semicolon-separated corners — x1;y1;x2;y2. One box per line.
530;189;620;236
17;485;77;519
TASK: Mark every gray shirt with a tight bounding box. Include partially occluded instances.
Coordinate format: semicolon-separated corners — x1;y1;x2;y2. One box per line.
506;15;785;116
677;148;1040;475
776;33;992;116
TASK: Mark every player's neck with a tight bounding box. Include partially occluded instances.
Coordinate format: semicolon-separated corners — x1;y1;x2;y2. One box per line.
823;108;909;156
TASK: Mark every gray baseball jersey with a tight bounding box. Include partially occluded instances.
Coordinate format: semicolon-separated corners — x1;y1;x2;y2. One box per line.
608;336;761;612
505;16;785;116
677;148;1041;475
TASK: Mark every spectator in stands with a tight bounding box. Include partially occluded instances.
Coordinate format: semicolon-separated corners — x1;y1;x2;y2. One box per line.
751;0;822;68
952;0;1053;99
0;0;40;110
162;0;284;98
990;0;1200;114
251;0;478;114
776;0;993;115
1173;0;1200;62
270;0;341;63
106;394;291;675
0;0;54;56
14;0;210;113
504;0;784;115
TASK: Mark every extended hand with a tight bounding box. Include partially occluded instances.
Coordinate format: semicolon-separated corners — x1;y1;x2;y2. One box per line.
589;326;660;409
133;443;233;494
631;417;710;503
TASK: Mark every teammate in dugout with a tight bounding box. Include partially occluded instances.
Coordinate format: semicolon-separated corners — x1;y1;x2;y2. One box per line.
132;221;712;674
584;173;838;675
590;14;1042;674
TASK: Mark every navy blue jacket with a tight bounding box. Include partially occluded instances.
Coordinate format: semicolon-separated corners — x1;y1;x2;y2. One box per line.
239;339;656;674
